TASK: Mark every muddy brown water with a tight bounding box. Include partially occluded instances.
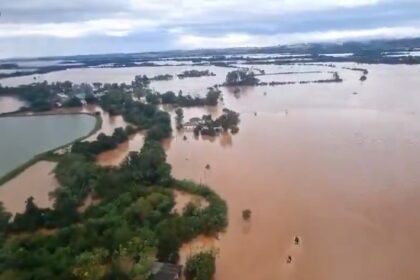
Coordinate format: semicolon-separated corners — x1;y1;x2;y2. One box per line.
168;64;420;280
0;161;59;215
0;96;26;114
1;64;420;279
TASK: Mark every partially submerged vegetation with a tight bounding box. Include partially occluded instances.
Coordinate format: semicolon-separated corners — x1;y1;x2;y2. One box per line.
177;70;215;79
146;87;222;107
224;69;260;86
150;74;174;81
184;252;216;280
189;108;240;137
72;126;137;159
0;74;228;279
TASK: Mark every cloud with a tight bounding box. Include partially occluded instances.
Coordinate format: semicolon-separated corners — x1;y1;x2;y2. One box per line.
1;0;385;25
0;19;159;38
175;26;420;49
0;0;418;57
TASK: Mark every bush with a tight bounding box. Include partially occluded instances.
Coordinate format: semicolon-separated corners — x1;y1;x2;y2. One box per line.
185;252;216;280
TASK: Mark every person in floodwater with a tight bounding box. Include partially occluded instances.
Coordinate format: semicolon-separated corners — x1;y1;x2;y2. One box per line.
294;236;300;245
287;256;292;264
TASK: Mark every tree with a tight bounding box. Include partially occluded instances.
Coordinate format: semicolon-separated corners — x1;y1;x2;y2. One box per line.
225;70;259;86
175;108;184;130
145;93;160;105
184;252;216;280
161;91;177;104
205;88;221;106
0;202;11;233
10;197;44;232
72;248;109;280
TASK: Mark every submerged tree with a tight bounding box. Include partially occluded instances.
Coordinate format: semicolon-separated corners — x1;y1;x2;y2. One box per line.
225;70;259;86
175;108;184;130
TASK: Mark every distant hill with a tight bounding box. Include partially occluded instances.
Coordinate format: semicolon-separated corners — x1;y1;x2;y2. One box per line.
2;37;420;63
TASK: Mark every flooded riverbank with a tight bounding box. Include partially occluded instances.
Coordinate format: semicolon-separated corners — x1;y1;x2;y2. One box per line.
1;63;420;279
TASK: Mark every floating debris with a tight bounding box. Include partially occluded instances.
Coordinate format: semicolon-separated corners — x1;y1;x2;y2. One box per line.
205;164;211;170
242;209;252;220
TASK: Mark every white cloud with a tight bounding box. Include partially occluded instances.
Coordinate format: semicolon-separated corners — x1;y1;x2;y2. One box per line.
175;26;420;48
0;19;158;38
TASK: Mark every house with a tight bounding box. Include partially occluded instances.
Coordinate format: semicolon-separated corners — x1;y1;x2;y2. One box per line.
151;262;182;280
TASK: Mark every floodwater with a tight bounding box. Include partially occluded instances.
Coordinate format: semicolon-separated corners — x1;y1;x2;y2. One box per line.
172;190;209;215
0;96;26;114
0;114;96;178
167;64;420;280
2;63;420;279
0;161;59;214
96;132;144;166
0;66;229;95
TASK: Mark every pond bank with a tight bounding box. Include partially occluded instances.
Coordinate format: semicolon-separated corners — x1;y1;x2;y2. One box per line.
0;111;101;186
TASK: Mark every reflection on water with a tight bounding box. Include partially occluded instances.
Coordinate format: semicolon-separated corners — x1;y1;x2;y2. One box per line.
0;114;96;177
0;161;59;214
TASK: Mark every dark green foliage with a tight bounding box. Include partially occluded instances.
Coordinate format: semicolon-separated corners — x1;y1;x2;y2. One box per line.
122;141;172;186
177;70;215;79
63;96;83;107
0;203;11;233
225;70;259;86
175;108;184;130
150;74;174;81
192;109;240;136
184;252;216;280
144;87;221;107
72;126;136;158
132;75;150;89
160;91;177;104
205;87;221;106
156;181;227;263
0;77;227;279
146;93;160;105
99;90;132;116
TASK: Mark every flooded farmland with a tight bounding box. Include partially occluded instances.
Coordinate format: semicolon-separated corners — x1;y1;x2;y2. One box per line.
1;63;420;279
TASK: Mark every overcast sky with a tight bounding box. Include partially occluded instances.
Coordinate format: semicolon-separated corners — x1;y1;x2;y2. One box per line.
0;0;419;58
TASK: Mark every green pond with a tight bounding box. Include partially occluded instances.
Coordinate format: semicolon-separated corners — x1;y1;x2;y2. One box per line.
0;114;96;178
